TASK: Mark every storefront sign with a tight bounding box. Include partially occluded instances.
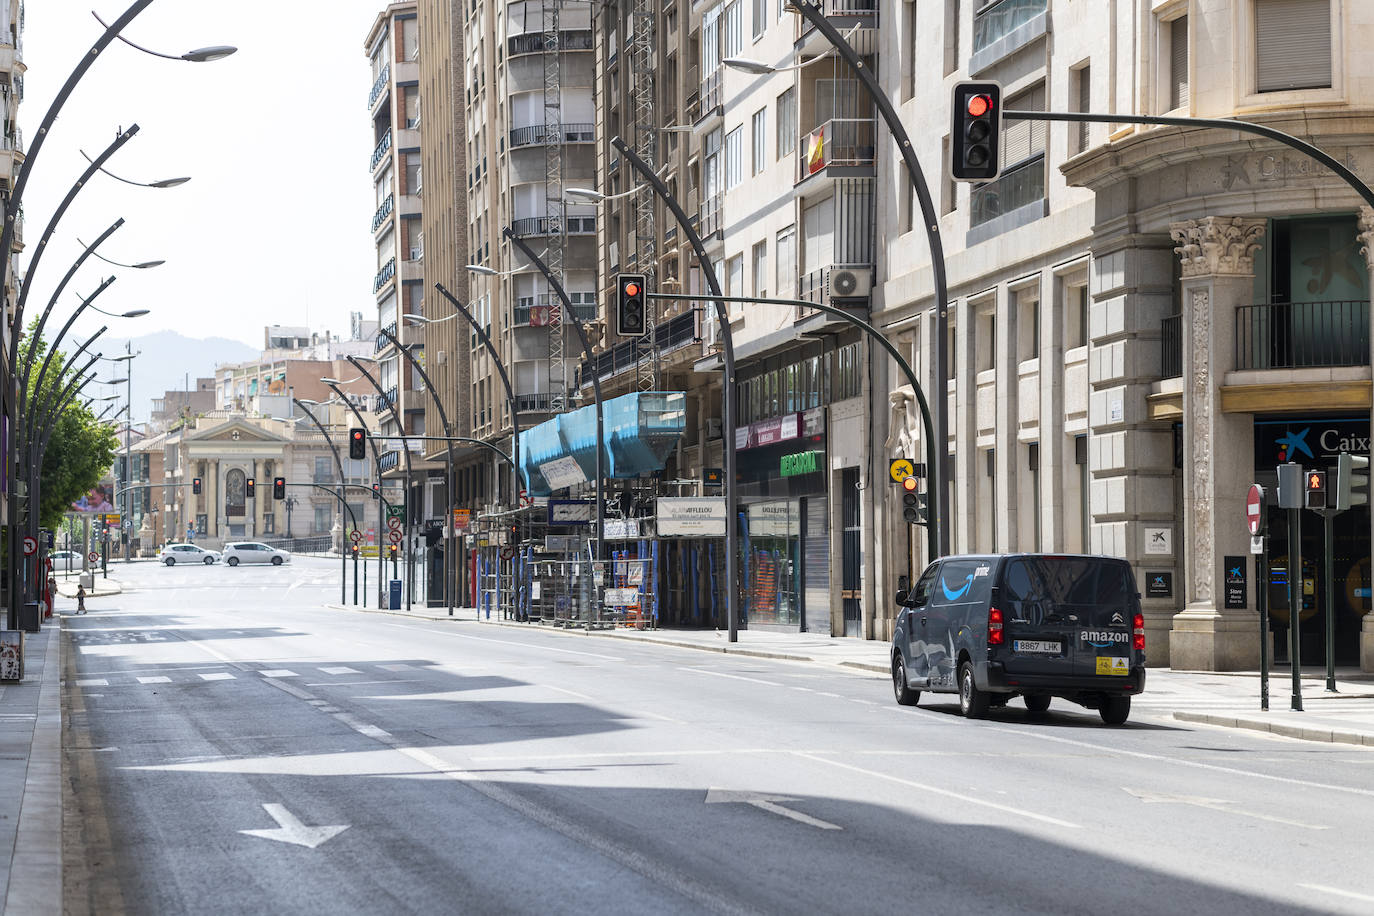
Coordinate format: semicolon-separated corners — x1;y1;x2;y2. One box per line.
1256;417;1370;467
802;406;825;438
739;413;803;451
1223;556;1247;610
1143;527;1172;555
780;450;821;477
657;497;727;536
1145;571;1173;599
452;508;471;532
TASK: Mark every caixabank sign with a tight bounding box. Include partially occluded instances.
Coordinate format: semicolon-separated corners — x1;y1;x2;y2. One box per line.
1254;416;1369;469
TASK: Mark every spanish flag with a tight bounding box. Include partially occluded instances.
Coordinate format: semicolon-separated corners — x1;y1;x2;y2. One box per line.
807;126;825;174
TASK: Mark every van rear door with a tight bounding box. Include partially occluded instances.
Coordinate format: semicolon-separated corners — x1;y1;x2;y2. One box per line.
998;557;1135;679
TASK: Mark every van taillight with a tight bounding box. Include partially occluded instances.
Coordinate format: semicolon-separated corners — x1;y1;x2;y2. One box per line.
988;608;1004;646
1132;612;1145;652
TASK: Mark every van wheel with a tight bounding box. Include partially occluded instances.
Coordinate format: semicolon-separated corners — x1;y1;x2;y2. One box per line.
892;654;920;707
1024;694;1051;714
1100;696;1131;725
958;662;989;719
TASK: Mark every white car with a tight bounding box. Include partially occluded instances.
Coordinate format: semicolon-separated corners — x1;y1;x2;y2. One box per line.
159;543;219;566
222;542;291;567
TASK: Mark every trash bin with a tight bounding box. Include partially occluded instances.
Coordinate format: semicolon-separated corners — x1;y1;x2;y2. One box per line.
388;579;403;610
19;602;40;633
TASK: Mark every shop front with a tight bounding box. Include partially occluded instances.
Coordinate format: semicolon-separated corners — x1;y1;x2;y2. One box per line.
1254;415;1371;666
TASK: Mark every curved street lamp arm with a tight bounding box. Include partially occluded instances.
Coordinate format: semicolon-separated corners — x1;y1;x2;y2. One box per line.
291;399;347;484
24;274;118;414
376;324;459;483
34;368;102;475
21;219;124;396
345;355;416;550
424;288;510;443
26;327;108;452
321;383;395;515
33;354;104;471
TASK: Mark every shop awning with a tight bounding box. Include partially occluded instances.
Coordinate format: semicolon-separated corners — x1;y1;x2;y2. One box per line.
519;391;687;495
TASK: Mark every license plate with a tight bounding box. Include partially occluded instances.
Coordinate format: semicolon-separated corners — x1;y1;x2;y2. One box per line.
1096;656;1130;675
1013;640;1061;655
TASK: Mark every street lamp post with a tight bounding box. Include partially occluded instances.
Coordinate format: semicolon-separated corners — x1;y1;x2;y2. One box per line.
500;228;608;571
322;380;390;609
292;398;351;606
285;496;296;539
610;136;741;642
376;325;458;617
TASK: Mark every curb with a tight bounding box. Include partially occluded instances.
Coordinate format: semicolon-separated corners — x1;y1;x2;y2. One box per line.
1173;711;1374;746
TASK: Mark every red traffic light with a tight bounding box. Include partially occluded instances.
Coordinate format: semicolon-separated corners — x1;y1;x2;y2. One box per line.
966;93;992;118
623;281;641;298
902;475;919;492
1308;472;1324;489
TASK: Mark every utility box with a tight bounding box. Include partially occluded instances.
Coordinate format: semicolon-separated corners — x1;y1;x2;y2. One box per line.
0;630;22;680
388;579;402;610
19;602;40;633
80;574;94;590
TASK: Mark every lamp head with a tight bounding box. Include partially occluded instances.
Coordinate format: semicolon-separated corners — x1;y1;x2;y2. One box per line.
465;264;499;277
183;45;238;62
722;57;775;75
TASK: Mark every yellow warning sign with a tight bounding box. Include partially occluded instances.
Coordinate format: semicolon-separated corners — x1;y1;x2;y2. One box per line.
889;458;915;483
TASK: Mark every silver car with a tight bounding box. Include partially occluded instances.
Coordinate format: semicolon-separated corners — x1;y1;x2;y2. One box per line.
158;543;220;566
222;542;291;567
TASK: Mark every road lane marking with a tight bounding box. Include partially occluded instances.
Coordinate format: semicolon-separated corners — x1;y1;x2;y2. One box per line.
239;803;348;849
678;668;784;687
198;673;235;681
544;685;595;701
76;679;108;687
792;752;1081;829
259;670;298;678
705;788;841;830
1298;884;1374;905
378;664;413;671
136;676;171;684
375;623;626;661
1123;788;1328;830
1000;726;1374;799
319;667;361;675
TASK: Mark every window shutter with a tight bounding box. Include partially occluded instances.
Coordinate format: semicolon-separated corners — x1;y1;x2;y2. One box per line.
1002;83;1046;167
1076;66;1091;151
1169;16;1189;109
1255;0;1332;92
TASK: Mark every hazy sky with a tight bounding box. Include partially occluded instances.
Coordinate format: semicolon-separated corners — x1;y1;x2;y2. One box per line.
20;1;386;350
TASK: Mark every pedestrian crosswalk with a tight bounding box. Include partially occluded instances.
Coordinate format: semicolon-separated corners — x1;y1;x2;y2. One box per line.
72;664;422;689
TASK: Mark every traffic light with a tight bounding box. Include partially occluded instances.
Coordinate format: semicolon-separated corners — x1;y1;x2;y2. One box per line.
1335;452;1370;510
246;477;256;499
192;477;202;495
1276;462;1304;509
372;483;381;499
1304;470;1326;509
349;427;367;460
951;81;1002;181
615;273;649;338
901;475;928;526
273;477;286;499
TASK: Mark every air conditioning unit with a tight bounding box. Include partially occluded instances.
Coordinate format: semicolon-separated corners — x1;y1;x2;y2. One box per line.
827;267;872;300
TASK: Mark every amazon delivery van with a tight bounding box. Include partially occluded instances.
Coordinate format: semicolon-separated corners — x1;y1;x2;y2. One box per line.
891;554;1146;724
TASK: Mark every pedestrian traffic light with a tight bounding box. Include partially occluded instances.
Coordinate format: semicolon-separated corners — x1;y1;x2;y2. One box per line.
349;427;367;460
273;476;286;499
1304;469;1326;509
901;475;928;525
246;477;256;499
615;273;649;338
951;81;1002;181
1335;452;1370;510
192;477;202;495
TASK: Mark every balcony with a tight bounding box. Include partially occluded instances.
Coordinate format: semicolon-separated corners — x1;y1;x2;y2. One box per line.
507;29;594;56
516;392;557;413
970;0;1049;74
508;123;596;149
699;193;723;239
513;296;597;326
373;257;397;293
371;193;394;233
510;215;597;238
579;311;700;383
797;118;876;183
794;0;878;55
370;129;393;172
379;450;401;472
368;63;390;109
1234;300;1370;370
690;70;722;125
968;154;1046;242
375;321;398;351
1161;314;1181;379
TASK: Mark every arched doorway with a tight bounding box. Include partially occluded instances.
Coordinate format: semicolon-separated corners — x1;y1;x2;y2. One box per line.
225;468;247;538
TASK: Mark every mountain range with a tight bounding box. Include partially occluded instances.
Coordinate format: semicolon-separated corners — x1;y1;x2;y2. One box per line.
90;331;260;424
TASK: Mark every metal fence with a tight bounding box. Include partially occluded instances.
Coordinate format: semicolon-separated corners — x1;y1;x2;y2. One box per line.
474;548;659;630
1234;300;1370;370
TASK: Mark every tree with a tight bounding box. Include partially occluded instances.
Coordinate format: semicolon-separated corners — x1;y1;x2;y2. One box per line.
18;323;119;530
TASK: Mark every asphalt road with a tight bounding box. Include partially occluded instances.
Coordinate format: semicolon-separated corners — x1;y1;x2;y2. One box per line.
62;557;1374;915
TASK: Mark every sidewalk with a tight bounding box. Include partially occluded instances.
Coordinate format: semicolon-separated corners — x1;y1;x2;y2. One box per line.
336;600;1374;747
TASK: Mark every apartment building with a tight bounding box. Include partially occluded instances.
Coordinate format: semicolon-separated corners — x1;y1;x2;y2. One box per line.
875;0;1374;671
1;0;23;532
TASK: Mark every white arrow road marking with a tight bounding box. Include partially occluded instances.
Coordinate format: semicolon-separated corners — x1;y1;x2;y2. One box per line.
238;804;349;849
705;788;842;830
1123;788;1328;830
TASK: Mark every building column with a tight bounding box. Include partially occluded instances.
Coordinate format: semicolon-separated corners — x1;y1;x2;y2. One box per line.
1168;216;1266;671
1358;207;1374;672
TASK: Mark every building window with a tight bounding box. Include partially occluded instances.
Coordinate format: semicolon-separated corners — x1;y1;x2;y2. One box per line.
776;224;797;298
723;1;743;57
1065;281;1089;349
970;82;1046;228
725;126;743;189
1016;287;1040;361
752;239;768;299
314;506;332;533
403;85;421;129
776;87;797;159
726;254;744;298
940;135;955;215
1255;0;1331;92
752;0;767;40
1074;64;1091;152
751;108;766;175
944;0;961;77
976;308;995;373
1167;16;1188;110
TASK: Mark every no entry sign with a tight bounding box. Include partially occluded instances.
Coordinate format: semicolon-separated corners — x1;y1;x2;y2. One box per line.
1246;484;1265;536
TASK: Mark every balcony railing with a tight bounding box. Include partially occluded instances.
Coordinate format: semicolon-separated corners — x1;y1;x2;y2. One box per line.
368;63;390;109
513;296;597;326
370;128;393;172
507;29;594;56
1234;300;1370;370
973;0;1047;53
515;392;557;413
1161;314;1182;378
375;321;398;351
510;215;596;238
795;0;877;19
699;192;723;238
798;118;876;180
371;193;394;232
373;257;397;293
579;311;699;383
509;123;596;148
969;154;1045;228
379;450;400;472
693;70;722;123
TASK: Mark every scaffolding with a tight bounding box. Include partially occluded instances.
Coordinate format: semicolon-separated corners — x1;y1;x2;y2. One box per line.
630;0;659;391
543;0;569;412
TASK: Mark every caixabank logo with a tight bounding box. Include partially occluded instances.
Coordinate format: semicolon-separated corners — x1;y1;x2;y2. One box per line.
1258;418;1370;466
1274;427;1314;463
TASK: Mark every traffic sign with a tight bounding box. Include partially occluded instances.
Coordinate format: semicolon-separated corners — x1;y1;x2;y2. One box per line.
1246;484;1265;536
388;530;402;544
519;489;534;508
500;545;515;560
88;551;99;563
889;458;915;483
387;515;403;531
350;529;363;544
22;536;36;556
123;519;132;529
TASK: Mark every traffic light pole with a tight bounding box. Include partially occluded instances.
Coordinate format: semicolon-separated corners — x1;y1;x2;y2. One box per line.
347;355;414;612
1287;504;1304;712
294;398;353;606
1319;508;1339;693
326;384;386;609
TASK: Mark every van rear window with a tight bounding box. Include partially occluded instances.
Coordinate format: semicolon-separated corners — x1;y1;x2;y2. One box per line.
1001;558;1134;622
